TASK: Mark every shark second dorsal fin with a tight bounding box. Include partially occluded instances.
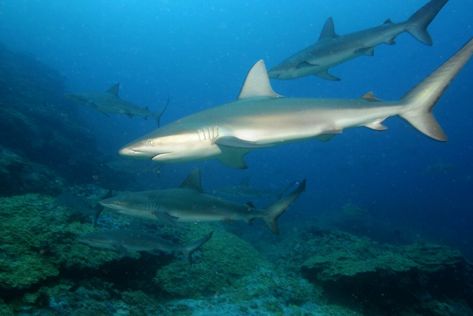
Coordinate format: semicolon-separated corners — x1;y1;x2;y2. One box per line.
361;91;381;102
238;60;280;100
180;169;203;192
319;17;337;41
107;83;120;97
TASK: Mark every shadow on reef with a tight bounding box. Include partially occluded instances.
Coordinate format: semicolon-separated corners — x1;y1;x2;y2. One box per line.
0;43;137;195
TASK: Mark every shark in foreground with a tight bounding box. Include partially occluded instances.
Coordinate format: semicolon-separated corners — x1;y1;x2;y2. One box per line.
67;83;167;125
78;229;213;262
100;170;306;234
268;0;448;80
118;38;473;169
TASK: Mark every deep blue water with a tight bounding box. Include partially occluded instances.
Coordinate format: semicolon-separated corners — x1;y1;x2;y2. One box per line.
0;0;472;254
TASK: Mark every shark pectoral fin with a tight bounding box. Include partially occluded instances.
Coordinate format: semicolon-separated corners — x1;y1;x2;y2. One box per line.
238;60;280;100
217;147;250;169
106;83;120;97
361;91;382;102
364;119;388;131
296;61;319;69
154;211;179;224
179;169;203;192
356;47;375;56
314;70;340;81
314;134;337;142
318;17;338;41
113;243;128;256
385;37;396;45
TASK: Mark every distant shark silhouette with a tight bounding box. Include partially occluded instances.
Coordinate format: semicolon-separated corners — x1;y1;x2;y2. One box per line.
67;83;167;126
268;0;448;80
118;38;473;169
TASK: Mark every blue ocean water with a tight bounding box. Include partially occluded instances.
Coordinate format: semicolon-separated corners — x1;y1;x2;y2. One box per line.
0;0;473;314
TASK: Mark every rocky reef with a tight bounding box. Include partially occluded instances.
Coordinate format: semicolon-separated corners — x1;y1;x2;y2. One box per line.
299;229;473;315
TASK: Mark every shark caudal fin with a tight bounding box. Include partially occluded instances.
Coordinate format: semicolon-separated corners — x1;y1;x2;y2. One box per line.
405;0;447;45
400;38;473;141
182;231;213;263
262;179;306;234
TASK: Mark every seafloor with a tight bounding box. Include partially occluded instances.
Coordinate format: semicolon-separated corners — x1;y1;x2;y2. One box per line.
0;40;472;316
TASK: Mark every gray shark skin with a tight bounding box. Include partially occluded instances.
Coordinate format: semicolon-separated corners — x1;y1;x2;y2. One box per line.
268;0;448;80
118;38;473;169
100;170;306;234
78;229;213;262
67;83;166;125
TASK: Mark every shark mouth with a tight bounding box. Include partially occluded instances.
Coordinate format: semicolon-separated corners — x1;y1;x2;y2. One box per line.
152;153;171;161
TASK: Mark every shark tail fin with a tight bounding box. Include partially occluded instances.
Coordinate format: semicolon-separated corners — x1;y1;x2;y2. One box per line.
182;231;213;263
399;38;473;141
262;179;306;234
405;0;447;45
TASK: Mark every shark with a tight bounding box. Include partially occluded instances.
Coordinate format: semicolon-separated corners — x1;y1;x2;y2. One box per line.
118;38;473;169
78;229;213;262
268;0;448;80
100;169;306;234
67;83;167;125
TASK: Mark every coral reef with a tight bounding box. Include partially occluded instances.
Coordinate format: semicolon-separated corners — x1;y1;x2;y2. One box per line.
154;224;267;297
300;229;473;315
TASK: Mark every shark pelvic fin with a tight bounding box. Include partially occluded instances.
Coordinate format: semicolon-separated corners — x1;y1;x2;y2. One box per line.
319;17;337;41
314;70;340;81
180;169;203;192
364;119;388;131
361;91;381;102
107;83;120;97
384;18;393;25
238;60;280;100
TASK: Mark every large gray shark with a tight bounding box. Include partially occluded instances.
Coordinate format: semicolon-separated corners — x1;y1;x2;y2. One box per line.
100;170;306;234
78;229;212;262
67;83;167;125
268;0;448;80
118;38;473;169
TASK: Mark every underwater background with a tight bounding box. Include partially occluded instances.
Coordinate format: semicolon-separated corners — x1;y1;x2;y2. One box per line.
0;0;472;315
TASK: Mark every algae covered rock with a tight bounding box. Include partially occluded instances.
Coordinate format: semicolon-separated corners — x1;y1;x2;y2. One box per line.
154;224;267;297
0;194;120;290
300;230;473;314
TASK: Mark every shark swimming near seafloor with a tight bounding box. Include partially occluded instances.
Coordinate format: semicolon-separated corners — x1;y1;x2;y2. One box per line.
78;229;213;262
268;0;448;80
99;170;306;234
67;83;167;125
117;37;473;169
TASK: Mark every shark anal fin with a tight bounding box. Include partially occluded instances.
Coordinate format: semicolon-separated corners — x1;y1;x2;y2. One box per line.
364;119;388;131
238;60;280;100
361;91;381;102
180;169;203;192
107;83;120;97
314;70;340;81
356;47;375;56
319;17;338;41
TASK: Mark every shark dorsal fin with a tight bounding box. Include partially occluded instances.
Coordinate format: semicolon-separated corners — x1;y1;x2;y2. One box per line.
107;83;120;97
384;18;393;25
361;91;381;102
180;169;203;192
238;60;279;100
319;17;337;41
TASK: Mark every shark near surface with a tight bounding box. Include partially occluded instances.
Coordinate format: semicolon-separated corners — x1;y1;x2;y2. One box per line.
268;0;448;80
118;37;473;169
